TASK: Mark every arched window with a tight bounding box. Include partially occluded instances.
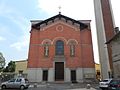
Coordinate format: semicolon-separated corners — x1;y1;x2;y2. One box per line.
68;40;77;57
55;40;64;55
44;43;49;57
70;44;75;56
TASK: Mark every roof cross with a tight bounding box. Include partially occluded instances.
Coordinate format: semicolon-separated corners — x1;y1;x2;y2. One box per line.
58;6;61;14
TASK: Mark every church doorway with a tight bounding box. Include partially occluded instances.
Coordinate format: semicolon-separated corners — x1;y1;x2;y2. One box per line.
55;62;64;81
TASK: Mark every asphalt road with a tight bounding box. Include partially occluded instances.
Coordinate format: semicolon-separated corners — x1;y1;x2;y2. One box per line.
0;83;101;90
28;83;100;90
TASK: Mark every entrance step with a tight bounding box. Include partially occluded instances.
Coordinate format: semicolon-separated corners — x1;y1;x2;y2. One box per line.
55;81;64;84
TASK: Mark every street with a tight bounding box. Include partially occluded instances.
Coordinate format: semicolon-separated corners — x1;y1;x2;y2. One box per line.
0;83;101;90
27;83;100;90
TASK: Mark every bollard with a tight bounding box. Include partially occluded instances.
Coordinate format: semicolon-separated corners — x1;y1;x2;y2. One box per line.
46;83;50;88
86;84;91;89
71;83;74;89
34;83;37;88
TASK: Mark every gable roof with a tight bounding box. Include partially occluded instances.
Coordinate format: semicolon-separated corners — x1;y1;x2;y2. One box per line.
32;13;88;30
106;31;120;44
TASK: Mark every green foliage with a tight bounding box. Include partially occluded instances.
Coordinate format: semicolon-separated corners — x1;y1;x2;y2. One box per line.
0;52;6;72
3;61;16;72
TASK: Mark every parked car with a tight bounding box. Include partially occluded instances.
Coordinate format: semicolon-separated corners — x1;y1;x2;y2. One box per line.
99;78;112;90
1;77;29;90
108;79;120;90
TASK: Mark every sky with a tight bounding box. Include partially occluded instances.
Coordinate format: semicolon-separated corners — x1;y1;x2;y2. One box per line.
0;0;120;65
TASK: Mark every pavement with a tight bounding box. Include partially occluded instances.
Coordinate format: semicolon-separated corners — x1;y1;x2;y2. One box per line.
29;82;99;90
64;88;96;90
0;82;99;90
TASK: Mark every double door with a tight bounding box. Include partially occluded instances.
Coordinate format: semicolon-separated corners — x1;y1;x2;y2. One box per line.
55;62;64;81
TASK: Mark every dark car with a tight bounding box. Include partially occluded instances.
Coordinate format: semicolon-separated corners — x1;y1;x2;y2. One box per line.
108;79;120;90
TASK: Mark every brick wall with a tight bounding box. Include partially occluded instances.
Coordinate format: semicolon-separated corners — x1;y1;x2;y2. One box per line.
28;21;95;69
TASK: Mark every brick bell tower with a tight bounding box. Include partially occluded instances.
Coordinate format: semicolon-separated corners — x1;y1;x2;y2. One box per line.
94;0;115;79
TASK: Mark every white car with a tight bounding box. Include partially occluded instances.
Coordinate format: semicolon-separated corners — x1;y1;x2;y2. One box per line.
1;77;29;90
99;78;112;89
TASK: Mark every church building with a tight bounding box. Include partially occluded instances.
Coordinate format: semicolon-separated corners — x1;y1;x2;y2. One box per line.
27;13;95;82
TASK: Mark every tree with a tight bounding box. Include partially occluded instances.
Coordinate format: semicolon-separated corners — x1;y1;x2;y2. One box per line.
3;61;15;72
0;52;5;71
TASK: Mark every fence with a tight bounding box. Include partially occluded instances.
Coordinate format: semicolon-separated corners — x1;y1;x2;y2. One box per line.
0;73;27;83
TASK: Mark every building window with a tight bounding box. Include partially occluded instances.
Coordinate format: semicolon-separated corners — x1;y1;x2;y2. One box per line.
55;40;64;55
18;70;23;76
70;44;75;56
44;43;49;57
19;70;23;74
68;40;76;57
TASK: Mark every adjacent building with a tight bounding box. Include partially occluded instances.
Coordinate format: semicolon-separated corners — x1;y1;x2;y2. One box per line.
27;13;95;82
95;63;101;81
15;60;28;78
106;29;120;78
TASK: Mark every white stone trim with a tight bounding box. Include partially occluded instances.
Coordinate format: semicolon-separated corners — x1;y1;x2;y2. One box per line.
40;21;79;31
41;39;52;45
56;25;63;32
52;37;67;45
27;68;42;82
48;68;54;82
64;68;71;82
76;68;84;82
67;39;79;45
27;67;95;82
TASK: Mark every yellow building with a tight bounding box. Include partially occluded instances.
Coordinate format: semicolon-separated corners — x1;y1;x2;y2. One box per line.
95;63;101;81
15;60;27;78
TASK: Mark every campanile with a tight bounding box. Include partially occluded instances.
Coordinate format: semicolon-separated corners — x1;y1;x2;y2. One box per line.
94;0;115;79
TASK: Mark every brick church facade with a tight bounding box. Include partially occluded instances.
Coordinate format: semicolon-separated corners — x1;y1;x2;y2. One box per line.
27;13;95;82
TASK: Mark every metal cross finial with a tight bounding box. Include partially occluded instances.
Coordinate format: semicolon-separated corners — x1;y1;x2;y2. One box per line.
58;6;61;14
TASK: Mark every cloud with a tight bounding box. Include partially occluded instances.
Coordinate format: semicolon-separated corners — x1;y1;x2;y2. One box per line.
37;0;100;63
9;21;30;51
0;36;6;41
37;0;94;20
111;0;120;28
0;1;13;15
0;1;31;51
9;16;30;51
10;36;29;51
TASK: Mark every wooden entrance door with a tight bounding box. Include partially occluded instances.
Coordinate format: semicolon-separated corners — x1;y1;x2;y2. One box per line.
55;62;64;81
71;70;76;83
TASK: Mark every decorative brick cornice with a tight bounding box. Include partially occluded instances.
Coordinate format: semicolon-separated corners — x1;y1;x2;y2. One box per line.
32;13;88;30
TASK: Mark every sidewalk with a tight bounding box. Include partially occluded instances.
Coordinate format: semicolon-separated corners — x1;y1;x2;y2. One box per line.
30;83;98;90
66;88;96;90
